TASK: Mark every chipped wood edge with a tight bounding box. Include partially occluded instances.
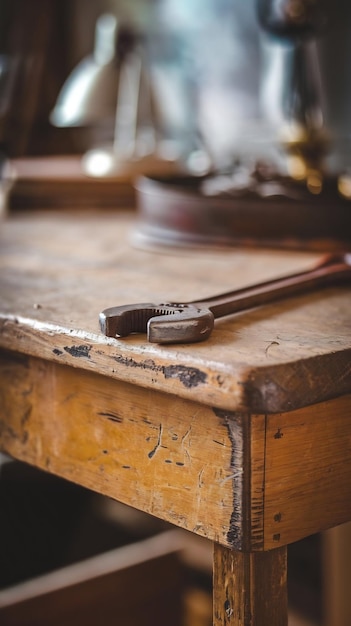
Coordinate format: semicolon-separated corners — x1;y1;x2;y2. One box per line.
1;315;350;414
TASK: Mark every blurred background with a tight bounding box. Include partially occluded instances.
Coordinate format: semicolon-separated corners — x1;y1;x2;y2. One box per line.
1;0;351;246
1;2;351;625
1;0;351;174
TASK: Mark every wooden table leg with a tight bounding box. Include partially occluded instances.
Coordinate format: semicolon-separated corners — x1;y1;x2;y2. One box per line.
213;543;288;626
323;522;351;626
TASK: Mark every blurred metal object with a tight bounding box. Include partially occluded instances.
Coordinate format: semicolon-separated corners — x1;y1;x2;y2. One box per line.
257;0;327;39
137;0;351;182
257;0;330;193
133;171;351;251
51;14;119;128
51;1;351;249
0;154;15;220
100;253;351;344
0;51;15;217
132;0;351;251
51;13;205;178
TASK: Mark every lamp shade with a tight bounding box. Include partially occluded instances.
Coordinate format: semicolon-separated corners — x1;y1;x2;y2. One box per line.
51;14;119;127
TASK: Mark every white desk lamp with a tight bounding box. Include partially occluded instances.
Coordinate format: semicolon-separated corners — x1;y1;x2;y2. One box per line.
51;13;209;178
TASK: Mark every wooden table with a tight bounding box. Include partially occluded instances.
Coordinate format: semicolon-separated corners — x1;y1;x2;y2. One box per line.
0;209;351;625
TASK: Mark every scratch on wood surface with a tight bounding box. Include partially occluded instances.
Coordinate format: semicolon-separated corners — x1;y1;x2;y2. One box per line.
181;426;191;447
98;411;123;424
181;426;192;464
20;406;32;426
219;469;243;485
198;467;205;488
167;426;178;441
148;423;163;459
265;340;280;357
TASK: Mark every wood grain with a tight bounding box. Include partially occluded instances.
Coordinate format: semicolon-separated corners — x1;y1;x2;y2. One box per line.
0;349;270;552
0;210;350;414
213;543;287;625
216;411;266;551
1;200;350;626
2;350;350;552
0;351;237;548
263;395;351;549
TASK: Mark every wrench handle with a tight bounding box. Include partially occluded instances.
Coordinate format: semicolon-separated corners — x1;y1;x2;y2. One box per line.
194;254;351;319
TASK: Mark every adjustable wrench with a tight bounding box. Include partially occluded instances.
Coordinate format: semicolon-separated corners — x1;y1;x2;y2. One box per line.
99;253;351;344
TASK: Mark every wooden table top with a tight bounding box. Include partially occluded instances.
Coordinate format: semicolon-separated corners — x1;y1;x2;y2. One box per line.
9;156;135;209
1;209;350;414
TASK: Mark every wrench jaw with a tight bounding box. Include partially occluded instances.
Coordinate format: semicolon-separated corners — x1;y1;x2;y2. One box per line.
100;253;351;344
147;306;214;344
99;303;214;344
99;303;158;338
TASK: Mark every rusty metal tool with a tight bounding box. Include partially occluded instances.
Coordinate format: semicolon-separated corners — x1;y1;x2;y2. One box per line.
100;253;351;344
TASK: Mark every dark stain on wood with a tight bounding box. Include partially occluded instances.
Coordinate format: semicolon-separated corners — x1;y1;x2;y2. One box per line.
274;428;283;439
163;365;207;388
239;351;351;414
113;355;158;371
238;374;283;415
214;409;246;550
98;411;123;423
53;348;63;356
224;599;233;619
213;409;265;552
0;349;30;369
64;344;91;359
112;354;207;388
